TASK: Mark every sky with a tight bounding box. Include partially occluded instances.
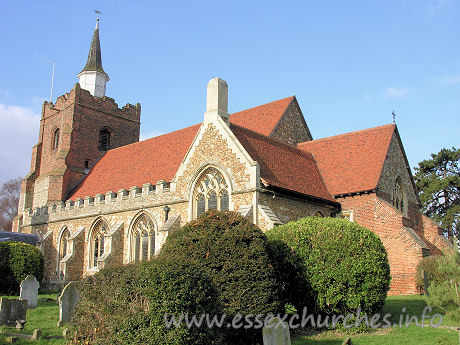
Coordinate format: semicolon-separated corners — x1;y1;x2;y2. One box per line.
0;0;459;186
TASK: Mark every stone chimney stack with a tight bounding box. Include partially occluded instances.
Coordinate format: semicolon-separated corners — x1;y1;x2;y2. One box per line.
204;78;229;124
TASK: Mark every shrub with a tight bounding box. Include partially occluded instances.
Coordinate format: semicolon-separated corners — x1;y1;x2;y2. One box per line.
266;217;391;316
416;255;442;292
0;241;44;295
424;250;460;321
159;210;283;344
71;257;222;345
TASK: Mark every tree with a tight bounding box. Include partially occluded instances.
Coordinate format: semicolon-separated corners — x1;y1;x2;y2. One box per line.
0;177;21;231
414;147;460;242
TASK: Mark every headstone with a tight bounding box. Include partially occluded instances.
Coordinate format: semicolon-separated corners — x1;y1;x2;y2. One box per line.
342;337;352;345
32;329;42;341
58;282;81;327
0;298;27;327
422;270;430;297
19;275;40;309
262;317;291;345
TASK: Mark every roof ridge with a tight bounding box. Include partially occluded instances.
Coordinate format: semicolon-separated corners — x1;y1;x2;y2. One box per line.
230;96;294;115
230;123;316;162
298;123;395;147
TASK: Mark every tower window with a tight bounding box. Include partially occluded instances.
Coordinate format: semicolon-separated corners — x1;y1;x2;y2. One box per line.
98;129;110;151
53;128;60;150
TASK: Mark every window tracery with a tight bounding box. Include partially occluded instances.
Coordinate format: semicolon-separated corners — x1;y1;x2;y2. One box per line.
131;213;156;262
392;177;405;213
193;168;230;218
90;219;108;268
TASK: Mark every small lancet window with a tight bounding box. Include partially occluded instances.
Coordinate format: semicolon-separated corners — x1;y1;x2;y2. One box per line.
98;129;111;151
53;128;60;150
193;168;230;218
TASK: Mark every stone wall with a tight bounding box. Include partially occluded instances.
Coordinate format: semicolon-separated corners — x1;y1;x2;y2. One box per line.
270;99;313;146
257;191;336;230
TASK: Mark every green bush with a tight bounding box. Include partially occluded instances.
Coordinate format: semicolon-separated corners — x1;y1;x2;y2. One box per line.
0;241;44;295
159;210;284;344
266;217;391;316
424;250;460;321
72;257;222;345
416;255;442;292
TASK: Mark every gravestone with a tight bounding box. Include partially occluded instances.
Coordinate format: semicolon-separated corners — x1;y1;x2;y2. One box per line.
58;282;81;326
262;316;291;345
19;275;40;309
0;298;27;327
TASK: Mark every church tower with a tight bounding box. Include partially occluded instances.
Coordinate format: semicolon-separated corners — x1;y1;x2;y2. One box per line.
14;20;141;230
77;19;109;98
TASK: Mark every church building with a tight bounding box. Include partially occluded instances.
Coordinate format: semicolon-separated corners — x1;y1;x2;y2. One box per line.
12;20;451;295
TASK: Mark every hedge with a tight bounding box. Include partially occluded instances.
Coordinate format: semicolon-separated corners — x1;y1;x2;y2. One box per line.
72;257;222;345
266;217;391;316
0;241;44;295
159;210;284;344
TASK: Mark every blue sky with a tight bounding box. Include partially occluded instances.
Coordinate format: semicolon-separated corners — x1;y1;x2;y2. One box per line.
0;0;459;185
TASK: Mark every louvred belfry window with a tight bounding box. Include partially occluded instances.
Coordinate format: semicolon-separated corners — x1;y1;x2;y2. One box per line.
98;129;110;151
193;168;230;218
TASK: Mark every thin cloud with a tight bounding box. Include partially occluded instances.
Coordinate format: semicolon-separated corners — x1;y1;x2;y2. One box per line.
0;103;40;184
433;74;460;87
382;87;409;99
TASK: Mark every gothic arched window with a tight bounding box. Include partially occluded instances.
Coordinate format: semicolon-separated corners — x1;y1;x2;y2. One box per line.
90;219;108;268
98;129;110;151
59;228;71;261
53;128;60;150
130;213;156;262
193;168;230;218
392;177;406;213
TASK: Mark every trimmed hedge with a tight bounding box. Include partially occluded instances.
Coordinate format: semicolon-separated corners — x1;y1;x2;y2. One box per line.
0;241;44;295
266;217;391;316
159;210;284;344
72;257;222;345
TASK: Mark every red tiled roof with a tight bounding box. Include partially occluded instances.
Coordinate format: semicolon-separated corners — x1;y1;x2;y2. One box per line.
231;124;336;202
69;98;295;200
297;124;395;196
230;96;294;135
69;124;201;200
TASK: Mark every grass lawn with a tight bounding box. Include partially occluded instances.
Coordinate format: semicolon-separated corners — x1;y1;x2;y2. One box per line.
292;295;459;345
0;293;66;345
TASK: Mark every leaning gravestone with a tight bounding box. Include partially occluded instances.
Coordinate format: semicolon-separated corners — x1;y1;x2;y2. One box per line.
262;316;291;345
58;282;81;326
0;298;28;327
19;275;40;309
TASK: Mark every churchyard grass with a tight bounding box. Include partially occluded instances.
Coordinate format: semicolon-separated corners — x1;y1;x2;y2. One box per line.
292;295;459;345
0;293;66;345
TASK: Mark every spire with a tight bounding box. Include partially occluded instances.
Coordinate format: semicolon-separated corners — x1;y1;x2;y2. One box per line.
80;18;106;75
77;18;109;98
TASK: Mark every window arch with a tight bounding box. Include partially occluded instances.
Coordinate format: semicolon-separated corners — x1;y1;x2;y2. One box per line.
52;128;60;150
193;168;230;218
392;177;406;213
98;129;111;151
130;213;156;262
313;211;324;217
90;219;108;268
59;228;71;261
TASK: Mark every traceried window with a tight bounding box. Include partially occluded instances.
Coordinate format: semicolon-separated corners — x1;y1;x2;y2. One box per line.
98;129;110;151
53;128;60;150
193;168;230;218
392;177;406;213
90;219;108;268
131;213;156;262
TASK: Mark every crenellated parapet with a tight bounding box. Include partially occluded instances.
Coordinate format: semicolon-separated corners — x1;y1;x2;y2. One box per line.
21;180;178;227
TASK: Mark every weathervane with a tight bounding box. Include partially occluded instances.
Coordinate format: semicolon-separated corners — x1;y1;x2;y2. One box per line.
392;110;396;124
